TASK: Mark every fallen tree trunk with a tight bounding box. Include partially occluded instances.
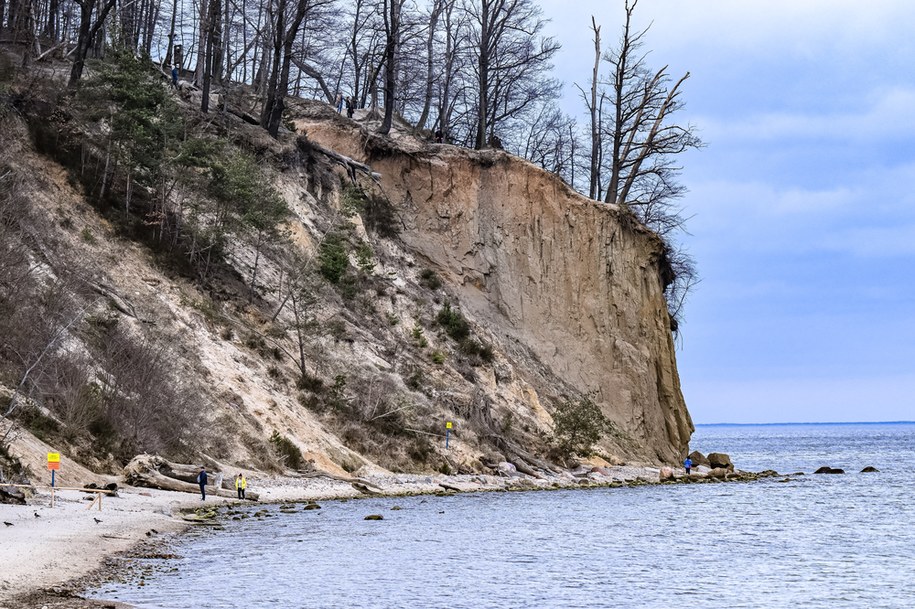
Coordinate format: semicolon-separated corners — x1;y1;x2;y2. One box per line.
123;454;259;501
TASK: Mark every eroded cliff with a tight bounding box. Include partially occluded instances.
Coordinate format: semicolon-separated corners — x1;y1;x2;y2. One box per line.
296;103;693;463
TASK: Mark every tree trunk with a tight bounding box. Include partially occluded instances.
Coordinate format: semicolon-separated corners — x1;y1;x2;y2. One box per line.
588;16;601;200
475;0;491;149
415;1;441;132
378;0;400;135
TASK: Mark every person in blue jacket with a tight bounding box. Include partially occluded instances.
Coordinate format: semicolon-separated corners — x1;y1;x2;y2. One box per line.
683;457;693;476
171;65;179;89
197;466;208;500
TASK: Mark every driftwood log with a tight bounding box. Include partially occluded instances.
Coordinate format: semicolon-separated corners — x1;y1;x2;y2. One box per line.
0;485;26;505
123;455;259;501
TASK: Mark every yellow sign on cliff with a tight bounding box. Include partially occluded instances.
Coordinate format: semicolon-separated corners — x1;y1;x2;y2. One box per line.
47;453;60;463
446;421;453;429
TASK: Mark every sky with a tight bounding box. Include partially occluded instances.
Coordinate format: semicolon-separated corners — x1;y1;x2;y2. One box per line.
538;0;915;424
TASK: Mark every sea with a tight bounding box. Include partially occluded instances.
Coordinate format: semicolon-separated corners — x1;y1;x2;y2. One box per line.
89;422;915;609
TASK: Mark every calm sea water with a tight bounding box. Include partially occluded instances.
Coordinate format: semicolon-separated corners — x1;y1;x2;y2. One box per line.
92;423;915;609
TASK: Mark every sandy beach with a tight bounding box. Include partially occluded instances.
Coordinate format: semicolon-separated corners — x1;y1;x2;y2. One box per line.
0;465;665;608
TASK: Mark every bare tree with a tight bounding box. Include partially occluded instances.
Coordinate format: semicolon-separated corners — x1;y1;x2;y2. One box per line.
465;0;559;149
600;0;701;216
377;0;406;134
67;0;117;87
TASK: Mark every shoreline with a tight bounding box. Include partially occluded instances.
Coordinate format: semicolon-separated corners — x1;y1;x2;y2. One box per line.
1;464;764;608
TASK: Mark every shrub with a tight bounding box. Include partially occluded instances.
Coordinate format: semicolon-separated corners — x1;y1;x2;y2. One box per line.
430;350;446;365
269;431;304;470
318;232;350;284
355;242;375;274
436;303;470;341
552;398;611;458
411;324;428;348
419;269;442;290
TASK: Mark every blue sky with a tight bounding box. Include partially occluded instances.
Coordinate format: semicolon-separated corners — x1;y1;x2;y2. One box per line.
540;1;915;423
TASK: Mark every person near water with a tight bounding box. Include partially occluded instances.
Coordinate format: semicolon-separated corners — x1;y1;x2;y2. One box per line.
683;456;693;476
345;96;354;118
197;466;208;500
171;65;179;89
235;473;247;500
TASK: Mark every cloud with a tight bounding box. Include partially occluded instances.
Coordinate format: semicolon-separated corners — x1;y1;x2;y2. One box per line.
694;87;915;143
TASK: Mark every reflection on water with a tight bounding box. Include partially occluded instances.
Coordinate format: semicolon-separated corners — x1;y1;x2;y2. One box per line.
93;423;915;609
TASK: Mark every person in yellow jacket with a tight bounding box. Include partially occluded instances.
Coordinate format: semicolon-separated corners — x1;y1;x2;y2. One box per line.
235;473;247;500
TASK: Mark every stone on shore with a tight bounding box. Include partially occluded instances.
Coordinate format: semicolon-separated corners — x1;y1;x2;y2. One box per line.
707;453;733;471
688;451;710;467
659;467;675;481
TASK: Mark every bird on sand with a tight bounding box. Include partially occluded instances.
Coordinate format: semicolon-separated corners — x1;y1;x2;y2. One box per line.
34;512;40;518
93;518;102;524
3;522;13;527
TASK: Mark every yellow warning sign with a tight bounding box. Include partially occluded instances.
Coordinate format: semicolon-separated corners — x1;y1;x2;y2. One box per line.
47;453;60;463
445;421;453;429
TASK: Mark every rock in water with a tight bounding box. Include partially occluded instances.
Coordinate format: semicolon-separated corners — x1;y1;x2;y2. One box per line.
364;514;384;521
860;466;879;473
814;466;845;474
707;453;733;470
303;502;321;510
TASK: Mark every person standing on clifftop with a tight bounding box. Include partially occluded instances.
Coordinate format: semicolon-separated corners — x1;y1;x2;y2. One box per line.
197;466;208;501
684;457;692;476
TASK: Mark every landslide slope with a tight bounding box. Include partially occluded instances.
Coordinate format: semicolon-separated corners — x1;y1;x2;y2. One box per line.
0;58;691;482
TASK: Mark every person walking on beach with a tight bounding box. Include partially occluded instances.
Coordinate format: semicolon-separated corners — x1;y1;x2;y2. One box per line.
235;473;247;500
197;466;208;501
683;457;692;476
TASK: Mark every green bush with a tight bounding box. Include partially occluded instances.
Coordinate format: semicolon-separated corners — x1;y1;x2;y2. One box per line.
269;431;304;470
419;268;442;290
319;233;350;284
436;303;470;341
552;398;611;458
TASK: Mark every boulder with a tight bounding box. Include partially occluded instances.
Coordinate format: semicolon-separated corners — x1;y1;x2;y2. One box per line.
708;467;731;479
860;466;879;473
814;466;845;474
364;514;384;520
707;453;733;471
688;451;710;467
497;462;518;477
659;467;675;481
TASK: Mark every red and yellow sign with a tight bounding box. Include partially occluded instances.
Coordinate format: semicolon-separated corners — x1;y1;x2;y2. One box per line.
47;452;60;471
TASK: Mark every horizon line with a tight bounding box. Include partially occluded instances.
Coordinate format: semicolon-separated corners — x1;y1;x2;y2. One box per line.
694;420;915;427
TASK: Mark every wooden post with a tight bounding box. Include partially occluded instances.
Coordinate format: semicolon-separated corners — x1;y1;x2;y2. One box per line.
50;487;55;508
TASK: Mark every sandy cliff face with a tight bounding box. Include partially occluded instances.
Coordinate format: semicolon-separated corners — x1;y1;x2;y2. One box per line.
298;114;693;463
